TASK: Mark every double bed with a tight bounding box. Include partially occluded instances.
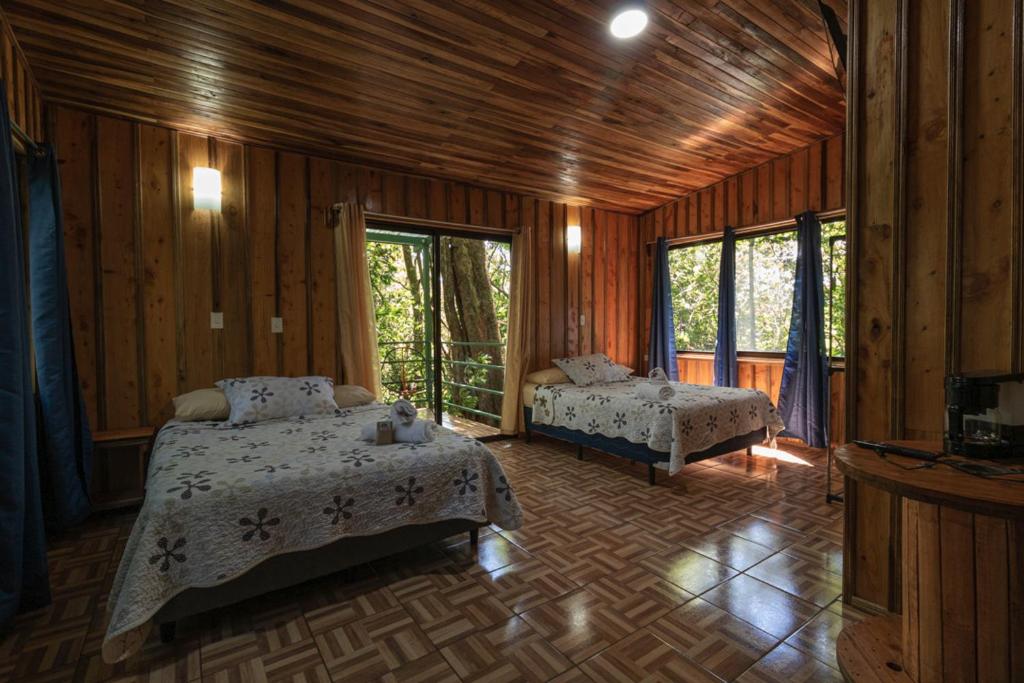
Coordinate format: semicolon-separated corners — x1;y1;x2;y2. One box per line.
523;377;784;484
101;402;523;663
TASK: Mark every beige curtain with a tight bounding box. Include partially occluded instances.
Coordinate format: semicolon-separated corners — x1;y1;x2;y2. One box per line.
334;203;382;396
500;226;536;435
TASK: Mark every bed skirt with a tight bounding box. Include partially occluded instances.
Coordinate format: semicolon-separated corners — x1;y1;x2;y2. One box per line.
523;406;763;484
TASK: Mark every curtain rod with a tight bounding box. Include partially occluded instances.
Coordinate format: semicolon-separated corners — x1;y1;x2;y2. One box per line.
644;207;846;249
329;204;518;236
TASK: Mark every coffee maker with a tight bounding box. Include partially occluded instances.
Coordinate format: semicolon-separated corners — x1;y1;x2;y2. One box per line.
944;372;1024;459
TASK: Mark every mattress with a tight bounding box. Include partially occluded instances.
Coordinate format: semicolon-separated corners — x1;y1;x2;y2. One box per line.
102;404;523;663
531;378;784;474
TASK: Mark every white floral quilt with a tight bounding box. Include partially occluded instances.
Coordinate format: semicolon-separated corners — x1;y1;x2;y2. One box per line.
531;379;785;474
102;404;522;663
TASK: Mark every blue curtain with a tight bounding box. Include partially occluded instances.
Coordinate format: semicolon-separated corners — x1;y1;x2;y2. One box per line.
777;211;829;447
29;145;93;529
0;83;50;625
648;236;678;380
714;226;738;387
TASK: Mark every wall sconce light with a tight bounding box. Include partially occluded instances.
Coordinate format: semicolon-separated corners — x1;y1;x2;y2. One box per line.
193;167;222;211
567;225;582;253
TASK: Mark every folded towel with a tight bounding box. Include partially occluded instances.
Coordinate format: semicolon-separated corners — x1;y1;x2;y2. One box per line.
394;419;437;443
638;382;675;401
359;423;379;442
390;399;418;427
648;367;670;383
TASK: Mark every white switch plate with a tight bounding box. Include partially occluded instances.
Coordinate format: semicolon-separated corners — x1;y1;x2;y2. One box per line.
579;314;586;327
271;317;283;334
210;311;224;329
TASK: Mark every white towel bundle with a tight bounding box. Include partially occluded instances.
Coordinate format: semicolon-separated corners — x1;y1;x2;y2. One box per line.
638;367;676;401
360;399;437;444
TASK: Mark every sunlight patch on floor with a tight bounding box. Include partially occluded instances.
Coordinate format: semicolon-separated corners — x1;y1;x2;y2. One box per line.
750;445;814;466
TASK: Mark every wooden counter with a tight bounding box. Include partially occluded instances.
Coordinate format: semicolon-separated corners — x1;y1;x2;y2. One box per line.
834;442;1024;682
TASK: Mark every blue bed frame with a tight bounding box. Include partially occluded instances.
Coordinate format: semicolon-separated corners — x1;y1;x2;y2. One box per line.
523;406;764;485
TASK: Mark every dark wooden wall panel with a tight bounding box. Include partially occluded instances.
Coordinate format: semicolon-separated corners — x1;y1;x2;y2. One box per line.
51;105;639;429
0;14;43;141
845;0;1024;614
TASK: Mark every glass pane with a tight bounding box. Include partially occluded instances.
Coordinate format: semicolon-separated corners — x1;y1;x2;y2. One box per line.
439;236;509;432
735;232;797;352
822;219;846;358
668;241;722;352
366;233;434;409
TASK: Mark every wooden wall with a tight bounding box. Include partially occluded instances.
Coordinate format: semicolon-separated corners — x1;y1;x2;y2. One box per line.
845;0;1024;612
633;133;848;445
1;9;43;141
50;106;639;431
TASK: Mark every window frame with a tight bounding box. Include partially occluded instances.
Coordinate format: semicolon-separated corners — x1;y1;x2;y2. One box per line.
664;215;846;363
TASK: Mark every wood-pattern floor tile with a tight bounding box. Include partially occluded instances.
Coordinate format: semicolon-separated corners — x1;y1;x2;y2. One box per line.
779;532;844;574
682;528;777;571
745;553;842;608
260;639;330;683
720;515;805;551
473;559;579;614
582;567;693;628
314;606;434;681
533;537;633;585
519;589;636;664
439;616;572;682
639;547;738;595
578;629;721;683
443;533;532;575
381;650;460;683
736;642;843;682
648;597;778;681
401;579;514;647
702;575;820;640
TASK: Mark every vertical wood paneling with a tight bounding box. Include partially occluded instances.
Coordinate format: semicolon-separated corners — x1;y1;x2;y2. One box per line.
277;152;309;377
176;133;214;392
215;139;249;381
960;0;1015;373
96;116;141;428
138;124;177;423
54;108;99;426
309;157;340;380
55;106;640;427
248;146;278;376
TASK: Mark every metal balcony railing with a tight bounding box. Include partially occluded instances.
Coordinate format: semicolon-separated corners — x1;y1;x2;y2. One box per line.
378;339;505;424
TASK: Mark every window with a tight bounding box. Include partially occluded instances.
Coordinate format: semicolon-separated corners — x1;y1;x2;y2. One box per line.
667;219;846;357
667;241;721;352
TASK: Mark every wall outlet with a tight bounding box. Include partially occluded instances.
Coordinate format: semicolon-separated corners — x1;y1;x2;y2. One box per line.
579;314;586;327
271;317;283;334
210;311;224;329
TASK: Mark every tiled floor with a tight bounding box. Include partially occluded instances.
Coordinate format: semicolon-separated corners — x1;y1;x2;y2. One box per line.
1;436;865;682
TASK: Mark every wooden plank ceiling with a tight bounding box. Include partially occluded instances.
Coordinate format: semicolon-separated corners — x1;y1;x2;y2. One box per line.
7;0;846;212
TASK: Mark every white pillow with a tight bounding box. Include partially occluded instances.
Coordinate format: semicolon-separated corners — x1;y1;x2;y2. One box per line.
524;367;571;385
605;363;633;383
216;376;339;427
172;388;230;421
553;353;622;386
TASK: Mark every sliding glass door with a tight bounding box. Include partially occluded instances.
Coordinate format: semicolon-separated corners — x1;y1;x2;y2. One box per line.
366;227;510;439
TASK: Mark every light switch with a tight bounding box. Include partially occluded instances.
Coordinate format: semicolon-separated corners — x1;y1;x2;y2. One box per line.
579;314;586;327
210;312;224;329
271;317;283;334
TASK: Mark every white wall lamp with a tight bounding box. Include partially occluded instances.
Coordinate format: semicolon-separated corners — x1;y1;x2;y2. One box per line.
192;167;222;211
566;224;582;253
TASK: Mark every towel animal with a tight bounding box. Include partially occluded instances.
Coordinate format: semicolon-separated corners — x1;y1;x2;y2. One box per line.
394;419;437;443
360;399;436;444
637;382;675;401
390;399;418;427
648;367;670;383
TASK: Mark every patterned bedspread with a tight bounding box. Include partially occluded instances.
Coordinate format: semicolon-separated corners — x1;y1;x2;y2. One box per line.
102;404;522;663
531;378;784;474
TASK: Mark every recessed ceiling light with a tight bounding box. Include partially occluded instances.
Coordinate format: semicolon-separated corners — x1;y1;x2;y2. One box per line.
610;8;648;39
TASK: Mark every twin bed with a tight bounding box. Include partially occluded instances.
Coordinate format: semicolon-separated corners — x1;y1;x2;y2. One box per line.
523;374;785;484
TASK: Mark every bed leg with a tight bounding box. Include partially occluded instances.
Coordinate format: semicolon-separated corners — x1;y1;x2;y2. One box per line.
647;463;656;486
524;425;531;444
576;444;583;460
159;622;176;644
469;528;479;548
